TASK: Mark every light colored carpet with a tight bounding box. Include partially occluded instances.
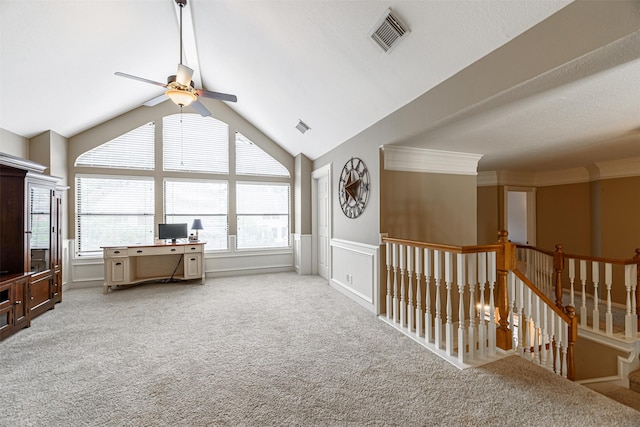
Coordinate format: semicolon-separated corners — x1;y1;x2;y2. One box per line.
1;272;638;426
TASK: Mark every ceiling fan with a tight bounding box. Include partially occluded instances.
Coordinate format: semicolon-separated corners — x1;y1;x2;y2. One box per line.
115;0;236;117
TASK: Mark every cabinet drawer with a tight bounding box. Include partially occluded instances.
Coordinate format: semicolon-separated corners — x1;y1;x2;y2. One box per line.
185;245;203;254
129;246;184;256
105;248;128;257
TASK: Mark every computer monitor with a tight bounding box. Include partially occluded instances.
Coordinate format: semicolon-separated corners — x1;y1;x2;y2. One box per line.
158;223;188;243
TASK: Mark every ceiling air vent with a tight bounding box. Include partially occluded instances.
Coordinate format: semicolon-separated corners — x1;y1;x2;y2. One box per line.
369;9;410;53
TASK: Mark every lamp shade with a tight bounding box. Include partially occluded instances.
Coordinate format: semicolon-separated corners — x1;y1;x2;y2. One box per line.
191;219;204;230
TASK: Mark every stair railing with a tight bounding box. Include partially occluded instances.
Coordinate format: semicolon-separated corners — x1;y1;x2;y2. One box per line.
382;230;576;379
516;245;639;339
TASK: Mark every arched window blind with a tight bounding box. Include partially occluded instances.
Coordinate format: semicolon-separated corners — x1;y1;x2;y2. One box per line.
163;113;229;174
75;122;155;169
235;132;290;177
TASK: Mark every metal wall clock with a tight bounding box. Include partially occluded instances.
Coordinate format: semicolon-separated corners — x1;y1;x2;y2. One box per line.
338;157;370;219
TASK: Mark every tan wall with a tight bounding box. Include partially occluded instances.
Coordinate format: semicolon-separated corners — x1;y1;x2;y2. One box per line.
0;128;29;158
380;169;477;246
536;182;591;255
477;185;500;245
600;176;640;259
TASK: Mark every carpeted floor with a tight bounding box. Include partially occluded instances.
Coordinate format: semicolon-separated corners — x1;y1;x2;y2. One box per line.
1;272;638;426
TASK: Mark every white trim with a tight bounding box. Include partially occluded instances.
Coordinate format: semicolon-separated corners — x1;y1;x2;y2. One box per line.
311;163;332;279
382;145;482;175
330;238;379;313
596;156;640;180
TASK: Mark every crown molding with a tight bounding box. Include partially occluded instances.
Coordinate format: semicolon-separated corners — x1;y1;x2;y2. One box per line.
595;156;640;180
382;145;482;175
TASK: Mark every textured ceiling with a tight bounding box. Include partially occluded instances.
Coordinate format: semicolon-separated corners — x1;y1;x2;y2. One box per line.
1;0;639;172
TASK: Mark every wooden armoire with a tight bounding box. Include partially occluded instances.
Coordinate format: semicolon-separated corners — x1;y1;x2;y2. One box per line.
0;153;64;340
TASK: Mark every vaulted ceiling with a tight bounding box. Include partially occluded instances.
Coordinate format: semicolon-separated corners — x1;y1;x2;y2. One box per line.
1;1;639;172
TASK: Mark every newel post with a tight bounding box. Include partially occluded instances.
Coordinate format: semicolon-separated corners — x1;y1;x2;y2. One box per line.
565;306;578;381
554;244;565;309
496;230;515;350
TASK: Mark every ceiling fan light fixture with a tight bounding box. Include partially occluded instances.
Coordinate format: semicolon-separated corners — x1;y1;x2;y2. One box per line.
166;88;197;106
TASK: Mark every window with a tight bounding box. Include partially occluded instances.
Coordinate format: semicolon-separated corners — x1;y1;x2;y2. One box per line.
236;183;290;249
75;122;155;170
163;113;229;174
76;175;154;255
164;179;228;250
236;132;290;177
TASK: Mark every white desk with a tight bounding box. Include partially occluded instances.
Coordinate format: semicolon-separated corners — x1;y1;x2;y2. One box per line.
102;242;205;294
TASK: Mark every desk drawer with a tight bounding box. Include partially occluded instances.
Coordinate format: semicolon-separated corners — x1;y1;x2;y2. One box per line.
130;246;184;256
105;248;128;257
185;245;203;254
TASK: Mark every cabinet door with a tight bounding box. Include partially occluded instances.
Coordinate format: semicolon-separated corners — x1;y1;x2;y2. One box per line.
184;254;202;279
108;258;129;284
13;276;29;328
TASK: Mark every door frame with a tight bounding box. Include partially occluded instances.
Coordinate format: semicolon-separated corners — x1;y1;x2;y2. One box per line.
503;186;536;246
312;163;332;277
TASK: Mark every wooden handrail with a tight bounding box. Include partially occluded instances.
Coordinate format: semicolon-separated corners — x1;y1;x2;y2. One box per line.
512;267;577;380
517;243;640;266
382;237;502;255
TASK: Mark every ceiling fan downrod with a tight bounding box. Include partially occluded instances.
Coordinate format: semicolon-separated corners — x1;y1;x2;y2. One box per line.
176;0;187;65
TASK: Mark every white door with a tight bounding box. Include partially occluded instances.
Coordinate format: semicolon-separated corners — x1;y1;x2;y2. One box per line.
505;187;536;246
317;174;330;280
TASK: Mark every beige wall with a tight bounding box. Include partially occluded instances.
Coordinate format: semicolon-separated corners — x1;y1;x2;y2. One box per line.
600;176;640;259
380;168;477;246
0;128;29;158
536;182;591;255
477;185;500;245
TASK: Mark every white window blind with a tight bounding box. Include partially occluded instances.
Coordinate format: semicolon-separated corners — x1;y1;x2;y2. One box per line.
164;179;228;250
235;132;290;177
75;122;155;169
163;113;229;174
76;175;154;255
236;182;290;249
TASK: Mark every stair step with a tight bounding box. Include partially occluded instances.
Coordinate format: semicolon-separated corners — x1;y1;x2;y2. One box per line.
629;370;640;394
587;383;640;412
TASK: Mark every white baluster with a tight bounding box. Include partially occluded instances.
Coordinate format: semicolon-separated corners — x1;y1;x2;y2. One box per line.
467;254;477;362
561;320;568;379
434;250;442;349
415;247;423;338
541;303;549;370
457;253;465;364
549;308;556;373
407;245;414;332
525;286;532;361
592;261;600;332
477;252;487;359
386;242;392;320
568;258;575;308
424;248;432;344
445;252;454;357
509;272;516;350
400;245;406;327
393;243;399;324
625;264;634;338
580;259;588;328
488;251;496;357
605;263;613;335
533;294;541;364
517;276;525;357
633;264;638;336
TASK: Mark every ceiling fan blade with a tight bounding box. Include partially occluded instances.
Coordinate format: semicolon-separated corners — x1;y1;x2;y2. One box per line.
143;94;169;107
115;72;167;88
191;99;212;117
176;64;194;86
196;89;237;103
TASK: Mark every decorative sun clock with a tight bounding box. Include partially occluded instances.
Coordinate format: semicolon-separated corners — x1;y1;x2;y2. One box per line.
338;157;370;219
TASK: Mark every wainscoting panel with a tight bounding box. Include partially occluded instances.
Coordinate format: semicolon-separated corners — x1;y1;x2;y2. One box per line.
330;238;379;313
293;234;312;275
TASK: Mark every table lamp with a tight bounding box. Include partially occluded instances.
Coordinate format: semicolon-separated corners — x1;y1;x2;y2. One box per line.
191;219;203;241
